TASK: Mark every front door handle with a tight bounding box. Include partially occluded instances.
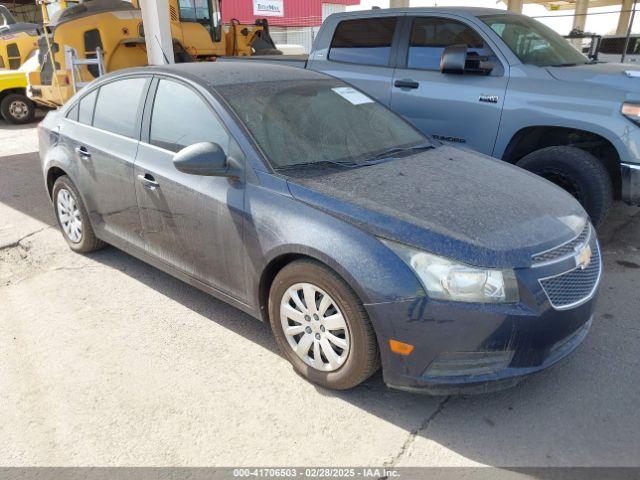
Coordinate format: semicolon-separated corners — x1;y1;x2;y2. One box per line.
75;146;91;161
394;79;420;89
137;173;159;190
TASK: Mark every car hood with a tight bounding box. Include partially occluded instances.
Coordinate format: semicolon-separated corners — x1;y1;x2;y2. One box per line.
546;62;640;93
285;145;587;269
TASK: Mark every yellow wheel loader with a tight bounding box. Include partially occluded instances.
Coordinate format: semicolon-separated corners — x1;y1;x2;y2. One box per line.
28;0;281;107
0;5;39;70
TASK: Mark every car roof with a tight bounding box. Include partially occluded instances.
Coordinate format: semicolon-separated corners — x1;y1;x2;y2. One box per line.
116;62;332;90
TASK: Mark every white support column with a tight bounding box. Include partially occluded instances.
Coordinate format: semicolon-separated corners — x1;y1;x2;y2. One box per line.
139;0;174;65
617;0;634;35
507;0;524;14
572;0;589;32
389;0;410;8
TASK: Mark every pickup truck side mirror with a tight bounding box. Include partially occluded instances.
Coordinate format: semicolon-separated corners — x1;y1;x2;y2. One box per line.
173;142;241;178
440;45;495;75
440;44;467;74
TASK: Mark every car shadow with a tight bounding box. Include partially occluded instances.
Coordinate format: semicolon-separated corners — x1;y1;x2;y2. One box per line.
2;152;639;467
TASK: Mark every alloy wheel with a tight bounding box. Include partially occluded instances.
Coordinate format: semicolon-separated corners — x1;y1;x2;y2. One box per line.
56;188;83;243
280;283;350;372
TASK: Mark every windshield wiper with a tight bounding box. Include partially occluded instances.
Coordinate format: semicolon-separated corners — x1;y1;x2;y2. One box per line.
365;143;435;164
550;63;578;67
274;159;359;172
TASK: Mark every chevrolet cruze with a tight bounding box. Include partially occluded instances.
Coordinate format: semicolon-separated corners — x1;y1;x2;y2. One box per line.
39;63;600;393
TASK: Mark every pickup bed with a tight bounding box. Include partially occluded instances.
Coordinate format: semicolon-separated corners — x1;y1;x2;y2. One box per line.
223;6;640;226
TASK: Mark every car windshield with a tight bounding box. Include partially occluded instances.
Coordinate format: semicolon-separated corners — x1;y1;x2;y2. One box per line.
218;79;428;170
480;14;588;67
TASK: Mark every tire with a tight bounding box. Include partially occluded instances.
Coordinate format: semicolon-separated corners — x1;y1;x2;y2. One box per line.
268;260;380;390
52;175;105;253
517;146;613;227
1;93;35;124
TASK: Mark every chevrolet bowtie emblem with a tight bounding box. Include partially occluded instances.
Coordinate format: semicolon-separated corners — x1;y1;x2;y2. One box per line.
575;244;593;270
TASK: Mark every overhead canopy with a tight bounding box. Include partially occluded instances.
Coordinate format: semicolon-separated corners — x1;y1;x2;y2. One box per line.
510;0;625;10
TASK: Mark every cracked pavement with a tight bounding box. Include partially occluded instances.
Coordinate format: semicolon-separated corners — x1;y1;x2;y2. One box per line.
1;123;639;467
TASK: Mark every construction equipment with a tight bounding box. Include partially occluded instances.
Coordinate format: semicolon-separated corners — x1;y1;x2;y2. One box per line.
28;0;281;107
0;5;39;69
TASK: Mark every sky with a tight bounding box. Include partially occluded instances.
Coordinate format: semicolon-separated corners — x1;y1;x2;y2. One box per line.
346;0;638;36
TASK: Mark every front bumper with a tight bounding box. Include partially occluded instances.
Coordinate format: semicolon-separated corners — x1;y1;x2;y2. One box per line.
365;235;600;395
621;162;640;205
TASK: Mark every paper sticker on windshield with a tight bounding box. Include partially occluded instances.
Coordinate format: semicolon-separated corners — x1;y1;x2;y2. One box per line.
331;87;374;105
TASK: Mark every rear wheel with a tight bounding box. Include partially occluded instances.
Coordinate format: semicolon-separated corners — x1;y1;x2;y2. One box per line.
517;146;613;227
268;260;380;390
1;93;35;124
52;175;105;253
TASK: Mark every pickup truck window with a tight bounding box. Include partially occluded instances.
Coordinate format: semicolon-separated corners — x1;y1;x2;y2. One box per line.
481;14;587;67
219;79;425;169
408;17;485;70
329;17;397;67
600;37;640;55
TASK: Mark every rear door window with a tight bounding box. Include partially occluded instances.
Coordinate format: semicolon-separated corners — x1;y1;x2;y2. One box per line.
149;79;230;153
407;17;485;70
93;77;148;138
329;17;397;66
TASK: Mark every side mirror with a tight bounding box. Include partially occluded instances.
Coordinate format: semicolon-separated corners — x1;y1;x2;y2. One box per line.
440;44;467;75
173;142;241;178
440;45;495;75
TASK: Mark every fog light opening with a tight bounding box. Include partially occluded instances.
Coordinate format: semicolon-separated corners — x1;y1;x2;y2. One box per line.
425;350;514;378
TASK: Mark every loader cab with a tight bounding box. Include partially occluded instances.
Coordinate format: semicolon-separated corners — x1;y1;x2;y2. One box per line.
169;0;225;58
177;0;222;42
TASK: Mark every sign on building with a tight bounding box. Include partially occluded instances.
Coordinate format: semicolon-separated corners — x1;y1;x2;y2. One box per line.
253;0;284;17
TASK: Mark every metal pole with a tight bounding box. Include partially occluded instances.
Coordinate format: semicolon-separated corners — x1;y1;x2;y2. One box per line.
622;0;638;63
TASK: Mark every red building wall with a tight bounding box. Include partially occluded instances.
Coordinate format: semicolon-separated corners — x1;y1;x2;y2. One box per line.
221;0;360;27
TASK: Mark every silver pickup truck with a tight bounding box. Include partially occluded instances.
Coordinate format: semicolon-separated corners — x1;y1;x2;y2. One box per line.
227;7;640;226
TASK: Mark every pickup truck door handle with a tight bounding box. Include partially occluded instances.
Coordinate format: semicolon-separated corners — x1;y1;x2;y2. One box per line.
394;79;420;89
137;173;159;190
74;146;91;161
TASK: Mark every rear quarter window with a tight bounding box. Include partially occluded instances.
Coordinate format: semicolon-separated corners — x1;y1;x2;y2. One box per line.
78;89;98;125
329;17;397;66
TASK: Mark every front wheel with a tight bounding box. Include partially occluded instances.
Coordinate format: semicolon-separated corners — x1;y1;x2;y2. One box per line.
517;146;613;227
1;93;35;124
268;260;380;390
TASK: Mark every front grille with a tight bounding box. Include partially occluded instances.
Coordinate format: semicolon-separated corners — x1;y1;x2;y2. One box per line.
539;241;601;309
532;223;591;266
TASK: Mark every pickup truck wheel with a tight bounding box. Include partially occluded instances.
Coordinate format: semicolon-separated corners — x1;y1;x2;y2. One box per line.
1;93;35;124
517;146;613;227
268;260;380;390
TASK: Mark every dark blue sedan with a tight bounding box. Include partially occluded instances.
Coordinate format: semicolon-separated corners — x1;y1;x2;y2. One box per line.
38;63;600;393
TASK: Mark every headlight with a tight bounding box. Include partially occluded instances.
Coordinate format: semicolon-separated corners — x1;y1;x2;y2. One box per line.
382;239;519;303
621;103;640;126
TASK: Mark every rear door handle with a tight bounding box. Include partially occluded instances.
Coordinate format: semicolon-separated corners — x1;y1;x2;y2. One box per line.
394;79;420;89
75;146;91;161
137;173;159;190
